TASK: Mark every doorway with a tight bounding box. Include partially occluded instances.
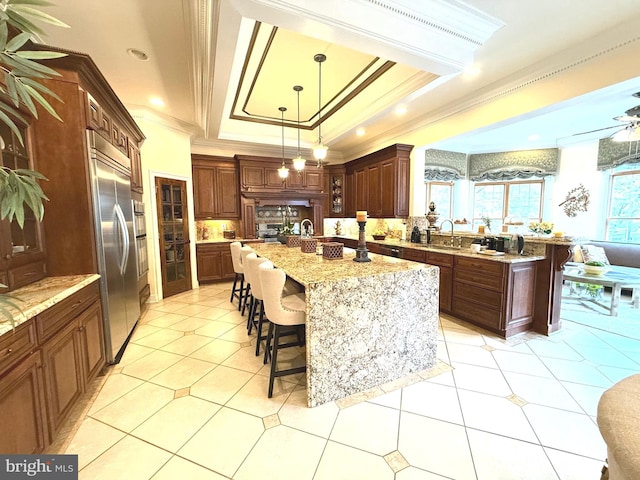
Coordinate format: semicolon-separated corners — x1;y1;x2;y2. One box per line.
155;177;192;298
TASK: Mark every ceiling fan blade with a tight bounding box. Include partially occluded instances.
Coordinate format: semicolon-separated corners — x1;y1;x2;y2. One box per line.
571;124;621;137
614;115;639;122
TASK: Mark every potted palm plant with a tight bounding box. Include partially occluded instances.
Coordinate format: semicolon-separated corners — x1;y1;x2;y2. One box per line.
0;0;68;325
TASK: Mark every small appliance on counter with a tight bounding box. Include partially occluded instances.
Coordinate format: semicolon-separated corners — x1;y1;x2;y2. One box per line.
411;226;421;243
223;230;236;239
516;234;525;255
420;229;431;245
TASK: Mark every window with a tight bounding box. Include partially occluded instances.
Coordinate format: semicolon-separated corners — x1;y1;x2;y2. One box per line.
473;180;543;231
427;182;452;220
606;163;640;242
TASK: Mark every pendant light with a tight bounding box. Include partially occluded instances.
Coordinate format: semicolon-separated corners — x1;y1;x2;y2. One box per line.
277;106;289;180
292;85;306;173
312;53;328;165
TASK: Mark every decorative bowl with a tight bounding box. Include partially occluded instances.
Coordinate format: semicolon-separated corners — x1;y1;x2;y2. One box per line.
372;235;386;240
582;264;609;276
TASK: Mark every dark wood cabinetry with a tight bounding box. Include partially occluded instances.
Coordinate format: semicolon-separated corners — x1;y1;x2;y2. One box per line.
0;348;47;454
324;166;345;217
196;243;235;282
192;155;240;220
30;48;145;279
38;282;104;442
452;256;536;337
0;279;104;453
0;121;47;292
426;251;453;313
344;144;412;218
237;155;325;193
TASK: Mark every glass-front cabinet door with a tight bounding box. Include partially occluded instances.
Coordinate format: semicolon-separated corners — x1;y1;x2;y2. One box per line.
155;177;191;298
0;121;47;292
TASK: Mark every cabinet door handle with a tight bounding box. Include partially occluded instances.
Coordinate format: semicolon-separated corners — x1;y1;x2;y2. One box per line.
71;301;83;309
5;348;12;355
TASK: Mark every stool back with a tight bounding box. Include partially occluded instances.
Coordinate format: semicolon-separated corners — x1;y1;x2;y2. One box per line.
258;261;305;326
246;253;268;300
230;242;243;274
240;246;254;282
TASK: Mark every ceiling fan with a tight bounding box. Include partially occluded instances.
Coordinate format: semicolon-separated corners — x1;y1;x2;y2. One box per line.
572;103;640;141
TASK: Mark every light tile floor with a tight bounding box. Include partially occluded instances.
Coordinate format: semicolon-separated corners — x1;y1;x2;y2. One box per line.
58;282;640;479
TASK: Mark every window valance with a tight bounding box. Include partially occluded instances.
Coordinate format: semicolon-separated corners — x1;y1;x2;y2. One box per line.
597;138;640;170
424;149;467;181
469;148;558;180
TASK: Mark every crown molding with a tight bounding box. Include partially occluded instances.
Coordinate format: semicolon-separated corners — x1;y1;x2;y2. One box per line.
183;0;219;133
229;0;503;74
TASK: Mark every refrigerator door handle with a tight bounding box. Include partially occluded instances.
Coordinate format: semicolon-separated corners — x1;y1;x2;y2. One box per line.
114;203;129;276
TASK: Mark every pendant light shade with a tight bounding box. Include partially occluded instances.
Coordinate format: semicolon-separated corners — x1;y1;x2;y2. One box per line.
292;85;306;172
312;53;328;164
278;106;289;180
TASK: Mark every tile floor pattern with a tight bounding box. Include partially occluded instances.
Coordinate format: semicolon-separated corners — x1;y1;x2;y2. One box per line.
59;282;640;479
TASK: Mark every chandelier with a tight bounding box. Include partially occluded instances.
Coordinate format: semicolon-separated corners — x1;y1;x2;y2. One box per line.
312;53;328;165
292;85;306;173
277;106;289;180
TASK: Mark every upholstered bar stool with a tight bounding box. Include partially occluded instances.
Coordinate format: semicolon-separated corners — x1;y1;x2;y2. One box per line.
258;261;306;398
239;246;254;317
245;253;270;353
229;241;248;310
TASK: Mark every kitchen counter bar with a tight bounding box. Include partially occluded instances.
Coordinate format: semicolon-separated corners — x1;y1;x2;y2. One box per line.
0;274;101;335
252;243;439;407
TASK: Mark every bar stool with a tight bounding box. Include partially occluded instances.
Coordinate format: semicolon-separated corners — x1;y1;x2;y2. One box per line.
258;261;306;398
245;253;269;354
239;246;254;317
229;242;248;310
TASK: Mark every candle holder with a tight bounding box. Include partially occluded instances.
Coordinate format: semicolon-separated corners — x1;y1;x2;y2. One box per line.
353;220;371;262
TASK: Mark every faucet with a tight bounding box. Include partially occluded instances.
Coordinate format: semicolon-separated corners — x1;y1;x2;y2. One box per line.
301;218;314;238
440;219;455;246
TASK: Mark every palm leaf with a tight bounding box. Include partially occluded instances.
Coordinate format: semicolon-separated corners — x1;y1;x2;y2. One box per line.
23;83;61;120
10;5;70;28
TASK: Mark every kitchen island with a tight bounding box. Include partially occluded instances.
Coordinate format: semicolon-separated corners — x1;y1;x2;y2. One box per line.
251;243;439;407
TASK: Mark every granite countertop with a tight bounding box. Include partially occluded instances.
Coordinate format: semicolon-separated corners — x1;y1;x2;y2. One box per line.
331;236;545;264
0;274;101;336
251;243;432;287
196;238;262;244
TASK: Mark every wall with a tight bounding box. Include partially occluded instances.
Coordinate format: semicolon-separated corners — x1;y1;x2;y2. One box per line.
552;141;602;239
132;111;195;302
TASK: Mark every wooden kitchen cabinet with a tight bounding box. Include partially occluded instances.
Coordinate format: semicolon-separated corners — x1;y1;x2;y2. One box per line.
196;243;235;282
0;349;48;454
37;281;104;442
452;256;536;337
426;251;453;313
192;155;240;220
0;120;47;292
344;144;412;218
237;155;324;192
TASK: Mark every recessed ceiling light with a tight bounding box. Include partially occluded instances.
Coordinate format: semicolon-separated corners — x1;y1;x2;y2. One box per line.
463;65;481;78
150;97;165;107
528;134;540;141
356;128;366;136
395;105;407;115
127;48;149;61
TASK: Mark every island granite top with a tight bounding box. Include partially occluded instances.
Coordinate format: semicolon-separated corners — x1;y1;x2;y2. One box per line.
251;243;432;287
0;274;100;336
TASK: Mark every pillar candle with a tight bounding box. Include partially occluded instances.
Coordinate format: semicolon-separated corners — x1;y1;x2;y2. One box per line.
356;211;367;222
478;225;485;234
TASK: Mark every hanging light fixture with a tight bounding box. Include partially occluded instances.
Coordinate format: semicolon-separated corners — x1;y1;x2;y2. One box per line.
312;53;328;165
277;106;289;180
292;85;306;173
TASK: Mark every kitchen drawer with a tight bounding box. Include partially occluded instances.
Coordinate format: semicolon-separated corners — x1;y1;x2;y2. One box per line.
426;251;453;267
453;297;503;331
367;242;381;254
36;282;100;344
455;256;504;276
9;261;47;290
0;320;37;376
402;248;426;263
455;269;504;291
454;281;503;309
196;243;229;253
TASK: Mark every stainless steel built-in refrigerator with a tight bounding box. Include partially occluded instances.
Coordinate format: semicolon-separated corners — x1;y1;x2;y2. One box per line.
88;131;140;363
